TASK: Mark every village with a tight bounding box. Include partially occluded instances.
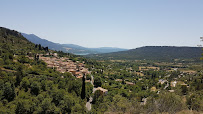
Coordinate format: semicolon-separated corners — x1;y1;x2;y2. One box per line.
29;52;109;96
31;52;90;78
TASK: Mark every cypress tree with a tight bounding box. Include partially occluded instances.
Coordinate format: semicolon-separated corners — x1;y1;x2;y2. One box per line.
81;73;86;99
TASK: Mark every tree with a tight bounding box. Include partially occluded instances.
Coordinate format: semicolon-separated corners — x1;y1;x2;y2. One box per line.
34;54;39;61
85;82;93;100
92;90;103;104
40;98;53;113
3;82;15;102
18;56;29;63
68;79;82;96
109;95;131;113
0;90;3;101
94;76;102;87
71;104;83;113
38;44;42;50
44;47;49;52
30;81;40;96
52;89;65;106
156;93;185;113
59;94;75;113
97;103;108;113
20;78;30;92
15;100;31;114
181;84;188;95
15;65;24;86
81;74;86;100
35;44;38;49
86;74;91;80
187;93;203;111
58;80;65;89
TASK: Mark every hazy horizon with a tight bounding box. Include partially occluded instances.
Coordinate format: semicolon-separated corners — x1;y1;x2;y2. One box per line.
18;32;200;50
1;0;203;49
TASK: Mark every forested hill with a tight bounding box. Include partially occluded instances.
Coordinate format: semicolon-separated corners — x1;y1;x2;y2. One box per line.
0;27;34;53
0;27;89;113
86;46;202;61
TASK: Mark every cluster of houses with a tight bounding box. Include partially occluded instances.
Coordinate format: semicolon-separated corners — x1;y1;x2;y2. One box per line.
38;53;90;78
27;52;109;96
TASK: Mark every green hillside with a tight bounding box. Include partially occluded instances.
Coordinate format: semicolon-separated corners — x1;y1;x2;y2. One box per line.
86;46;202;61
0;27;87;113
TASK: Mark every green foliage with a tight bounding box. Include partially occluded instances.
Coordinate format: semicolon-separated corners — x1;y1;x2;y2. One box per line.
94;76;102;87
68;79;82;96
51;89;65;106
30;81;40;96
15;65;25;86
59;94;75;113
110;95;130;113
187;91;203;111
92;90;103;104
15;99;32;114
3;82;15;102
157;93;185;113
39;98;55;113
85;83;93;100
145;92;185;113
86;74;91;80
20;78;30;92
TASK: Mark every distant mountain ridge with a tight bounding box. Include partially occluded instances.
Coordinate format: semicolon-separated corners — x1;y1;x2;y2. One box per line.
22;33;127;55
86;46;202;61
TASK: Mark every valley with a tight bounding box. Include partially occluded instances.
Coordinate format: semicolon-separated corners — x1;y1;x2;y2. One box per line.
0;27;202;113
84;58;203;113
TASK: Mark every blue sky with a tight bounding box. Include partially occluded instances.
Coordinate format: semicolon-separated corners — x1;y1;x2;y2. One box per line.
0;0;203;49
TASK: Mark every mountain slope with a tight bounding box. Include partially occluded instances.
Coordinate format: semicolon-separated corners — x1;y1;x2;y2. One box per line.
0;27;87;113
22;33;128;55
0;27;37;55
86;46;202;61
21;33;90;54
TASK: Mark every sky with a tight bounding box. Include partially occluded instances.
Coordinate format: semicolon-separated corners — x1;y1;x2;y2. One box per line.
0;0;203;49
